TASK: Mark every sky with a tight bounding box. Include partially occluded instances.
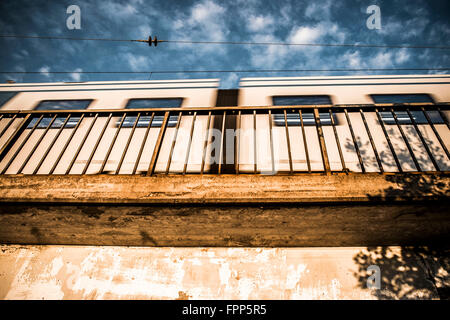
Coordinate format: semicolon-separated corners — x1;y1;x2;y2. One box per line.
0;0;449;88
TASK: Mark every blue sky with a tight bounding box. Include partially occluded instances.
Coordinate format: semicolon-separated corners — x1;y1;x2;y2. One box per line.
0;0;449;88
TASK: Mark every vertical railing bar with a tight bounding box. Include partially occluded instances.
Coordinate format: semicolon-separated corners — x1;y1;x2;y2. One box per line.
115;113;141;175
183;112;197;175
82;113;113;175
299;110;311;173
165;111;183;174
33;114;72;175
390;108;421;172
147;111;170;176
218;111;227;175
344;108;365;173
0;114;17;139
359;108;384;173
284;109;293;174
421;106;450;160
98;113;126;174
313;108;331;175
253;110;257;174
18;114;57;174
66;113;99;175
329;108;347;172
200;111;212;175
375;108;402;173
0;114;34;174
49;114;85;175
133;112;155;175
235;110;241;175
436;106;450;130
268;110;275;174
406;108;440;171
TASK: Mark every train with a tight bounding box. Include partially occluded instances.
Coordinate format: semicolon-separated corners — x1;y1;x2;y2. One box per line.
0;74;449;175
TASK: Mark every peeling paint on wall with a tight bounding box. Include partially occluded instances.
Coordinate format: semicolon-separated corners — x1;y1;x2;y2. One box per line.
0;245;444;300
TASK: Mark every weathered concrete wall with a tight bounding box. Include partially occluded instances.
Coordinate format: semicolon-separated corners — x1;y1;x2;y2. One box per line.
0;173;448;204
0;174;448;299
1;245;447;300
0;203;449;247
0;173;448;247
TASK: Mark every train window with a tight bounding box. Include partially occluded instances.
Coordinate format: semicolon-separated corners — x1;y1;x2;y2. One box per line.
0;92;18;107
29;99;92;129
272;95;333;126
379;110;445;125
272;95;332;106
371;94;442;124
370;94;433;104
123;98;183;128
35;100;92;110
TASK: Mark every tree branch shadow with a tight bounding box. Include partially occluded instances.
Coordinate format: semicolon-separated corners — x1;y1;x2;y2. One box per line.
353;246;450;300
341;115;450;299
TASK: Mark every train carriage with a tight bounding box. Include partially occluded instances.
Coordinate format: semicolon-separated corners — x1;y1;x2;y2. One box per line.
0;74;449;176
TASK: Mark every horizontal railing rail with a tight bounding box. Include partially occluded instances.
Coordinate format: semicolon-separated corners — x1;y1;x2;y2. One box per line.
0;103;449;176
1;102;450;115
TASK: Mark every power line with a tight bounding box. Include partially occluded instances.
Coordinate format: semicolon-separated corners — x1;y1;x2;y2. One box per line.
1;34;450;50
164;40;450;50
1;68;450;74
0;35;139;43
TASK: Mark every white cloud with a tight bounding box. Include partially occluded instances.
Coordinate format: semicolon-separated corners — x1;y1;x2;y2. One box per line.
288;25;325;43
123;53;149;71
247;15;275;32
39;66;50;77
305;0;333;20
248;34;289;68
395;49;410;64
288;22;345;44
340;51;364;69
221;72;239;88
99;1;138;19
370;52;394;68
173;0;228;42
70;68;83;82
380;17;429;39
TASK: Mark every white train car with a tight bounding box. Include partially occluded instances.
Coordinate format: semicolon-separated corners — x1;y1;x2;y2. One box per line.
238;74;450;173
0;79;219;174
0;74;449;175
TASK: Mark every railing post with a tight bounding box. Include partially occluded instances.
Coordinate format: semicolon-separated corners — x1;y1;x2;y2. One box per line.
201;111;212;175
284;109;293;174
147;111;170;176
344;108;365;173
313;108;331;175
299;110;311;173
165;112;183;174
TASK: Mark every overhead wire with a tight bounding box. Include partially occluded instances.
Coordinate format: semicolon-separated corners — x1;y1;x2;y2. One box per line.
1;34;450;50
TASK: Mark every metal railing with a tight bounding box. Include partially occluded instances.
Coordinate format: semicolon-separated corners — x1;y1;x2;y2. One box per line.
0;103;449;176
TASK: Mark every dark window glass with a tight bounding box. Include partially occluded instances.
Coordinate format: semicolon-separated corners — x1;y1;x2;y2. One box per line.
273;95;332;106
371;94;433;104
371;95;441;124
380;110;445;125
123;98;183;128
35;100;92;110
126;98;183;109
0;92;18;107
30;100;92;129
271;112;335;126
272;95;333;126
